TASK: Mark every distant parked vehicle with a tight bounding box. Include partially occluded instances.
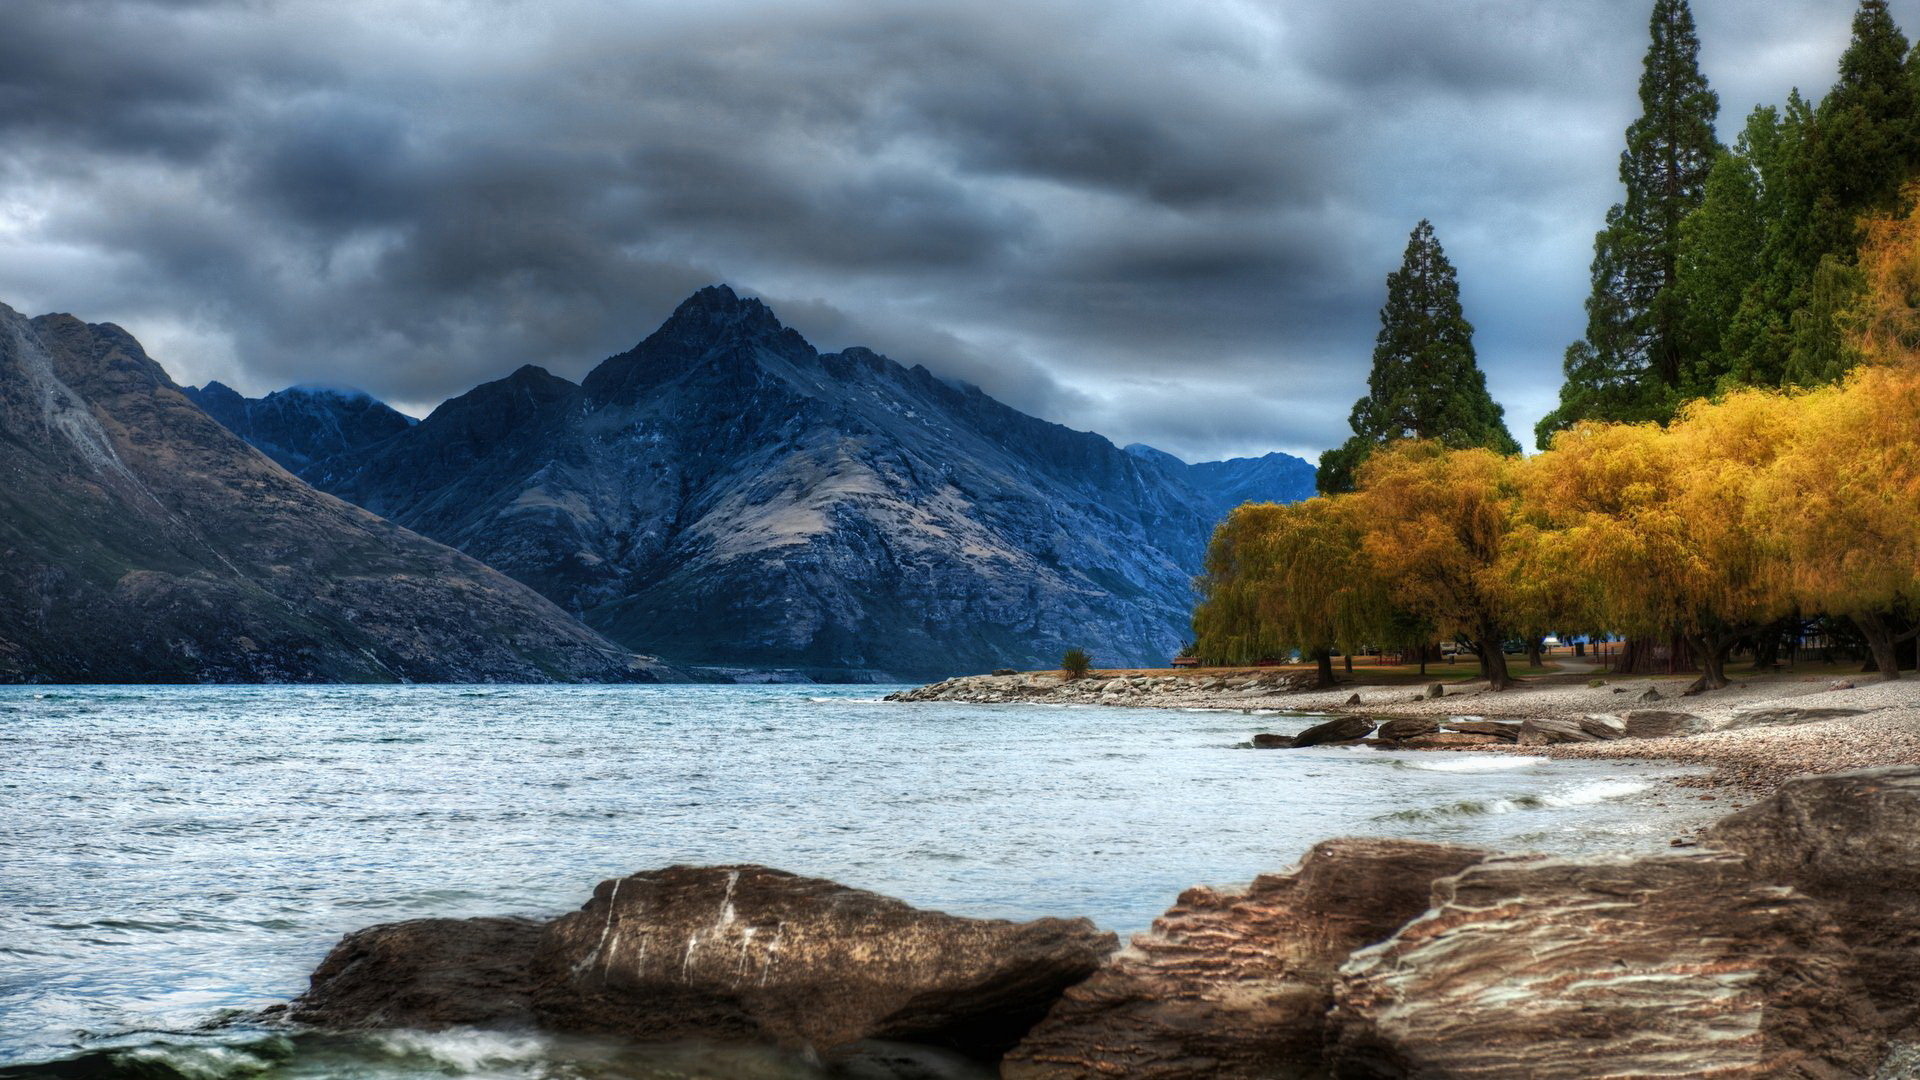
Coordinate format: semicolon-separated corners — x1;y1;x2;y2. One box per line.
1171;656;1201;668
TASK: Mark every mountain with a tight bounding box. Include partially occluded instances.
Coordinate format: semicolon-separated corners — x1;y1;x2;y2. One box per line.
0;302;667;683
182;381;416;474
237;286;1310;680
1123;444;1319;516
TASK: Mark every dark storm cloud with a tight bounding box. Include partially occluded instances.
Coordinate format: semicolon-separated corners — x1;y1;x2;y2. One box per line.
0;0;1876;460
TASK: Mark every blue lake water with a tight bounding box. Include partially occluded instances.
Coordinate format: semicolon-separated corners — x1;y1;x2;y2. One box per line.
0;684;1708;1076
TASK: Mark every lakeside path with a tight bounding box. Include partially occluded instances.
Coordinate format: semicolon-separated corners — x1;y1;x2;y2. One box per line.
890;668;1920;798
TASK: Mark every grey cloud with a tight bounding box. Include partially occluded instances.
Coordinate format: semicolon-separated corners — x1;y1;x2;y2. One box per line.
0;0;1885;463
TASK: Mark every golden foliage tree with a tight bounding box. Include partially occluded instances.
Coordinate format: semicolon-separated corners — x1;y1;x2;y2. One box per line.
1190;498;1387;688
1349;442;1525;689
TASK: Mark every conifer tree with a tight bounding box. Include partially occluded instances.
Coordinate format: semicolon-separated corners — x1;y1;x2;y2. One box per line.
1538;0;1720;447
1317;220;1517;494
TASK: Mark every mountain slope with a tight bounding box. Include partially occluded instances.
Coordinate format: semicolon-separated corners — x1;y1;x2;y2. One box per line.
183;381;416;474
294;286;1287;678
1124;444;1319;515
0;303;664;683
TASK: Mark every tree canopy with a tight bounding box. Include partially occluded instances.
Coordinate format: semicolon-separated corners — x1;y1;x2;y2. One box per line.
1317;220;1517;494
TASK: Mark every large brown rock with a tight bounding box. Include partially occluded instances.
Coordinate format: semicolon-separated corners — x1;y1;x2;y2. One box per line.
1001;838;1489;1079
1437;720;1520;741
1290;716;1375;748
1515;715;1625;745
1375;717;1439;742
528;865;1116;1059
1623;709;1707;738
288;916;543;1030
1708;766;1920;1033
1330;850;1885;1079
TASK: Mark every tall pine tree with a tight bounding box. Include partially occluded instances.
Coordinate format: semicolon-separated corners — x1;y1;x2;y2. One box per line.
1537;0;1720;448
1317;220;1518;494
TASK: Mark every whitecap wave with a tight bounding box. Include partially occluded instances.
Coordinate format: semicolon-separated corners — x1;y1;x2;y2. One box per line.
1541;779;1650;806
1401;754;1547;772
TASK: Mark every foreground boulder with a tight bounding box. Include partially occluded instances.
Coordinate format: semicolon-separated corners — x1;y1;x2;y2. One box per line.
1002;839;1488;1079
1330;850;1885;1078
530;866;1115;1059
287;916;543;1030
293;865;1115;1063
1708;766;1920;1032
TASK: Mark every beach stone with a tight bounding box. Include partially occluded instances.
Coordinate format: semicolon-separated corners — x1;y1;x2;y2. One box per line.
1708;766;1920;1031
1425;683;1445;699
1250;733;1289;749
1637;687;1664;702
1290;715;1375;748
1623;709;1707;738
1376;717;1440;741
1399;732;1504;748
288;916;544;1030
1439;720;1520;741
1722;706;1868;730
1330;850;1885;1079
1002;838;1489;1079
529;866;1115;1059
1515;716;1623;745
1345;693;1362;705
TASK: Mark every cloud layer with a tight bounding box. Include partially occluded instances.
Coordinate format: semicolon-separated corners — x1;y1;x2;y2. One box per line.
0;0;1862;461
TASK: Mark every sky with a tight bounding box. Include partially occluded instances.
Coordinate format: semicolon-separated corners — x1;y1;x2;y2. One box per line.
0;0;1875;463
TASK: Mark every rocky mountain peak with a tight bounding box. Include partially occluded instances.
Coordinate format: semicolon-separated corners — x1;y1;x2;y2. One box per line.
655;284;788;344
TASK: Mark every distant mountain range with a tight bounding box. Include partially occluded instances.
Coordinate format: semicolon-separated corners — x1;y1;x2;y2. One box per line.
189;287;1317;679
0;302;667;683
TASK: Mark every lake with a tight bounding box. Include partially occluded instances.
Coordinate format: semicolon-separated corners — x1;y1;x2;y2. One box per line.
0;684;1706;1076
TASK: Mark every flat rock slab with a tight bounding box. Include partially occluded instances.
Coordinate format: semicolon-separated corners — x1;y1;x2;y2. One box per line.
528;865;1116;1059
1376;717;1439;741
1399;732;1504;748
1331;850;1884;1079
1003;838;1488;1079
1624;709;1707;738
1516;715;1625;745
1709;766;1920;1030
1438;720;1520;741
1722;706;1869;730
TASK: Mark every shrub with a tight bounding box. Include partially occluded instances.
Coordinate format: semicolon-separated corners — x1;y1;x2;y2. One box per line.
1061;648;1092;679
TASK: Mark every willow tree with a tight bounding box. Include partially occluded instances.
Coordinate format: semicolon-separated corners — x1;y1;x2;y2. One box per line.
1317;220;1517;494
1530;392;1794;691
1191;498;1387;687
1350;442;1523;689
1540;0;1720;443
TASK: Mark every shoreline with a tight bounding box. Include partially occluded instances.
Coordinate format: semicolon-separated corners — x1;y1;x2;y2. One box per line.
890;667;1920;801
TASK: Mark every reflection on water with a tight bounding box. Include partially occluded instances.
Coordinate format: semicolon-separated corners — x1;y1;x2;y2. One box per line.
0;684;1707;1074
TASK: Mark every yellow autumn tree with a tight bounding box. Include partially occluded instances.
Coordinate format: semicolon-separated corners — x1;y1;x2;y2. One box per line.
1850;181;1920;368
1756;366;1920;678
1526;389;1796;692
1191;497;1388;688
1349;442;1525;689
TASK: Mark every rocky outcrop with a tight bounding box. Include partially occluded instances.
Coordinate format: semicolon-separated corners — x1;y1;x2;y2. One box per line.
1438;719;1520;741
1001;839;1489;1079
886;669;1307;705
0;303;665;683
1330;850;1885;1078
292;865;1115;1064
1707;766;1920;1033
1375;717;1439;742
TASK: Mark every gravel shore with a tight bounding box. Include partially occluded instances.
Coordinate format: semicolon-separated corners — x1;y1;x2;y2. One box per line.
892;667;1920;798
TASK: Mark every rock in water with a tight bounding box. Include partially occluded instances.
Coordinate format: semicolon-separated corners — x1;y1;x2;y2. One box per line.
1438;720;1520;741
1375;717;1439;742
1330;850;1885;1079
1249;733;1289;749
1290;716;1375;748
1708;766;1920;1031
1002;839;1488;1079
288;916;543;1030
528;866;1116;1059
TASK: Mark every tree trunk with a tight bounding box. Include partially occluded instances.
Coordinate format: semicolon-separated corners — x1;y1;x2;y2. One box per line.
1525;637;1543;668
1418;644;1427;676
1313;648;1336;689
1684;633;1732;694
1344;653;1354;674
1475;632;1512;691
1854;612;1902;682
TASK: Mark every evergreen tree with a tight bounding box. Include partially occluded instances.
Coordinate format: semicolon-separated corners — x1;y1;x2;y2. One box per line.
1317;220;1518;494
1538;0;1720;448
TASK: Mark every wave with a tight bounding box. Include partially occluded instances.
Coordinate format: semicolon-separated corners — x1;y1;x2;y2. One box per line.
1375;778;1650;822
1399;755;1548;773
